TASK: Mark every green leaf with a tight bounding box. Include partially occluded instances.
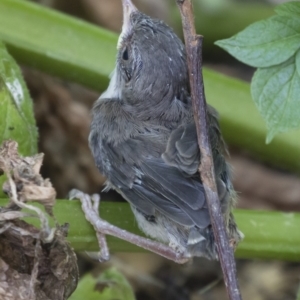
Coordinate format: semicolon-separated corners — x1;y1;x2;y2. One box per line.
0;41;37;155
275;1;300;18
215;15;300;68
69;268;135;300
251;56;300;143
0;41;38;197
216;2;300;142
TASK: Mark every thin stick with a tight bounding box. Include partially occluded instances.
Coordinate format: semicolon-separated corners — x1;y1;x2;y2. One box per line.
175;1;242;299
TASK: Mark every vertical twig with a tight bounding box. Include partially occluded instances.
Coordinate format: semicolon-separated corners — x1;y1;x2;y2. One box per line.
175;1;242;299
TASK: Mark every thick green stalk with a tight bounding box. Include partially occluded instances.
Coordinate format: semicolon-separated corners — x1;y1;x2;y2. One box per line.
0;0;117;91
0;198;299;261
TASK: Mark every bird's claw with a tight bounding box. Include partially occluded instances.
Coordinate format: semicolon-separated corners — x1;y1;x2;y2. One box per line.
68;189;110;262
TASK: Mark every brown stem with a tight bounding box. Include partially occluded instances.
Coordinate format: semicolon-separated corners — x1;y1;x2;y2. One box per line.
175;1;242;299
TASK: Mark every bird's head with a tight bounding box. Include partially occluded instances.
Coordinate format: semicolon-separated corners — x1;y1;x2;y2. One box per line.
112;0;189;110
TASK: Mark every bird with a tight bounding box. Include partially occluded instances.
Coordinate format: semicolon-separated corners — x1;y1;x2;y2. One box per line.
88;0;243;260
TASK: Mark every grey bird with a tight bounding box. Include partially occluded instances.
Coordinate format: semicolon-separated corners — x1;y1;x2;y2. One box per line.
89;0;243;260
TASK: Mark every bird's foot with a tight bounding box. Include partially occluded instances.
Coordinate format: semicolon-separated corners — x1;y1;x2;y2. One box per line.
69;189;190;264
69;189;110;262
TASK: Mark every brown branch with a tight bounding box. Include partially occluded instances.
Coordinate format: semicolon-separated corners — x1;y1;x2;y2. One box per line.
175;1;242;299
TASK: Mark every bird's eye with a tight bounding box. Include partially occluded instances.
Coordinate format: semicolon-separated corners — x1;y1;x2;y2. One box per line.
122;48;129;61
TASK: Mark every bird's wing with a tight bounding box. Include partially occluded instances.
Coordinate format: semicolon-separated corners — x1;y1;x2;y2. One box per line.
121;158;210;228
162;105;226;177
162;122;199;175
92;135;209;227
165;108;234;222
162;105;229;194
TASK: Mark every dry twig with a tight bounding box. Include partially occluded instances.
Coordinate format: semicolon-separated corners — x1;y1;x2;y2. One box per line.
175;1;242;299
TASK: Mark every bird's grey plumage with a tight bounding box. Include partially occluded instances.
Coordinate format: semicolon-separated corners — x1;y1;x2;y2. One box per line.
89;5;242;259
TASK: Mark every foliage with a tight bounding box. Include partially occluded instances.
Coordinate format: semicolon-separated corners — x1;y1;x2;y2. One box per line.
0;41;38;196
0;41;37;154
216;1;300;143
69;268;135;300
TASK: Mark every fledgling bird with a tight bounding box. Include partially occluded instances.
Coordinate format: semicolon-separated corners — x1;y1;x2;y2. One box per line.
89;0;243;260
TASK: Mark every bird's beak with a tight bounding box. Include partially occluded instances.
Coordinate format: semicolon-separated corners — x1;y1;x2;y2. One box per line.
118;0;138;49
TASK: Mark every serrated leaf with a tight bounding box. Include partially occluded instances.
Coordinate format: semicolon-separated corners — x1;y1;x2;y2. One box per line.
69;268;135;300
275;1;300;18
215;15;300;68
0;42;37;154
251;57;300;143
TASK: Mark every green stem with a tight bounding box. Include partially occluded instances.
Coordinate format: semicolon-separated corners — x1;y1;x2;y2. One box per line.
1;198;299;261
0;0;117;91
